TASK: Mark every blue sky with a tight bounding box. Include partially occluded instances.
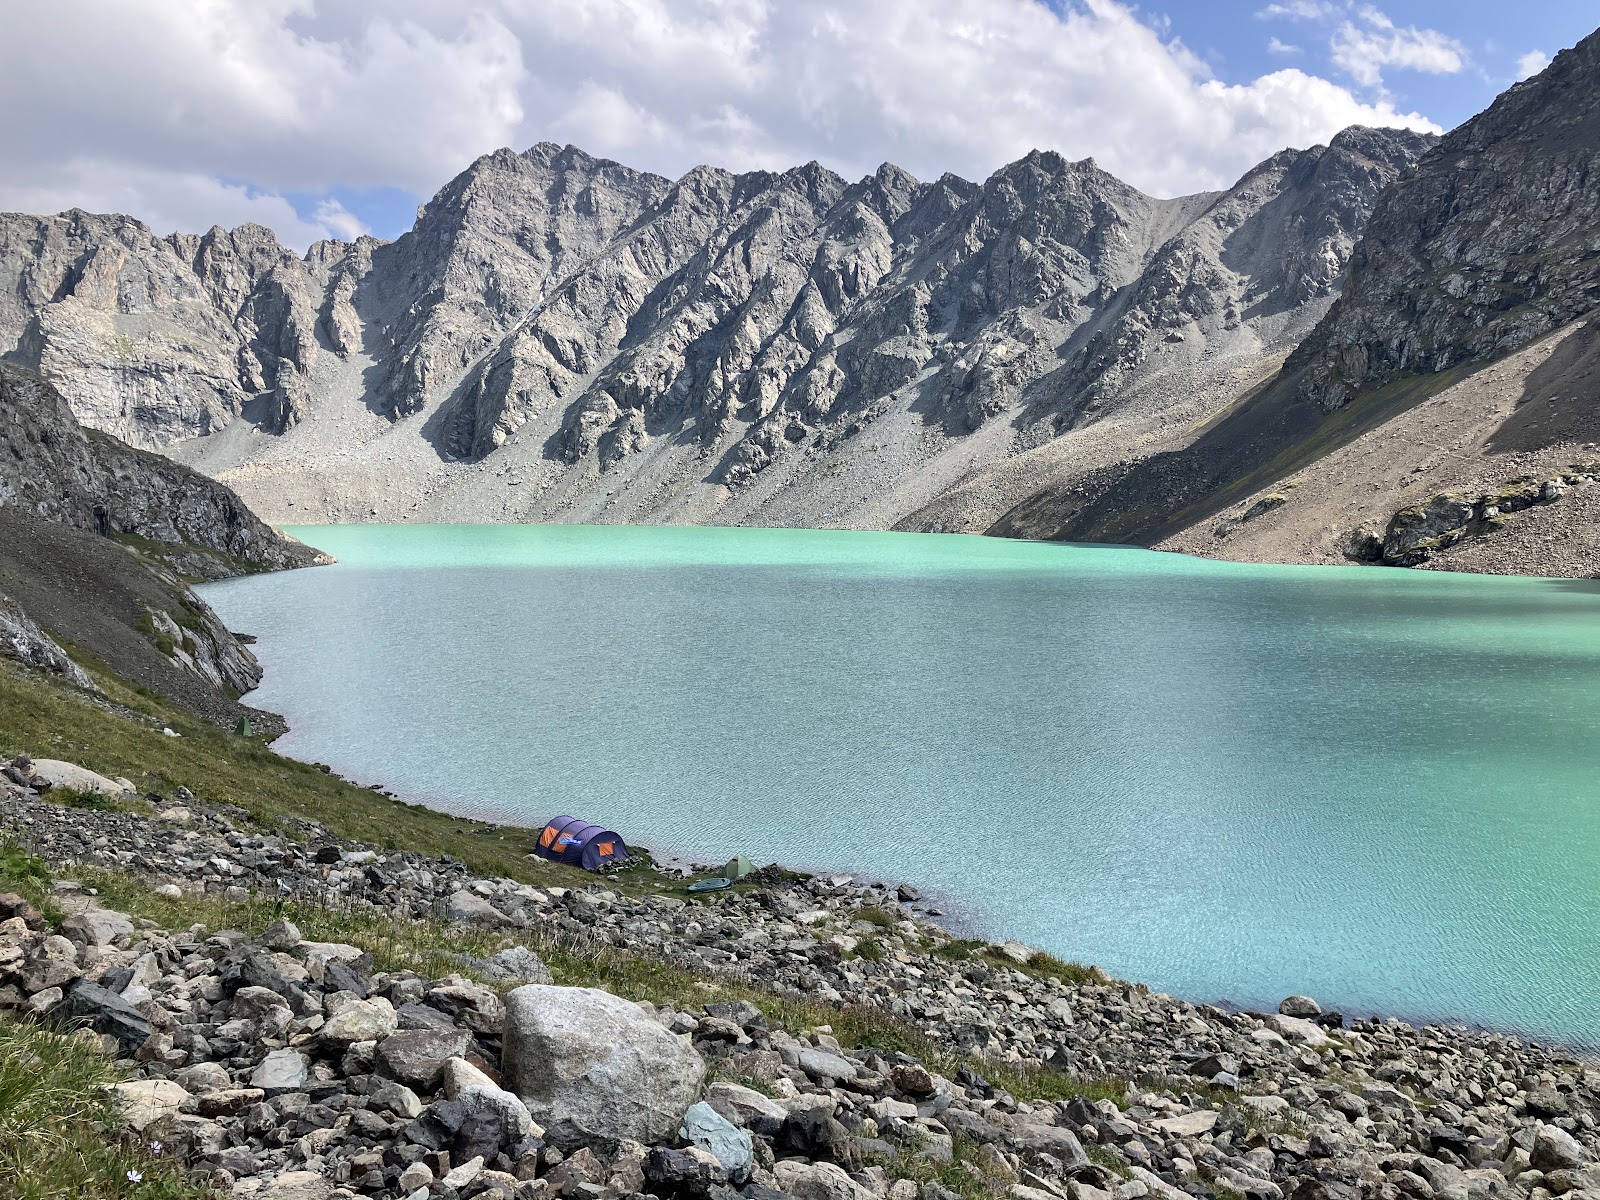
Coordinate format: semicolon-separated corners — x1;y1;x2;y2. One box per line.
0;0;1593;249
1157;1;1597;130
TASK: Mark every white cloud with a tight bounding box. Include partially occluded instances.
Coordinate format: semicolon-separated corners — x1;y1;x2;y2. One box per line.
0;0;1444;250
1257;2;1344;20
1329;6;1466;89
1268;37;1302;55
0;160;366;249
1516;49;1551;80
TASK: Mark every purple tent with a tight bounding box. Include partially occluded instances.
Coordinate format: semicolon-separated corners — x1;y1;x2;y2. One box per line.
533;814;630;871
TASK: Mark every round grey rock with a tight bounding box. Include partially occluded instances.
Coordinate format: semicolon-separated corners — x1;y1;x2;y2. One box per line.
501;984;705;1148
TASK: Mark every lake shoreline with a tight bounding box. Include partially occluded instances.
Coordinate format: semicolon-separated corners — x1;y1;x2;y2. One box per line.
245;715;1600;1060
206;524;1600;1049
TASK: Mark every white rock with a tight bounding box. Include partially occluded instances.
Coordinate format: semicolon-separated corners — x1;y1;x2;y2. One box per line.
1265;1013;1330;1046
998;940;1036;964
116;1079;190;1131
441;1157;484;1189
442;1056;498;1098
60;907;135;947
29;759;132;797
322;997;397;1044
1151;1111;1219;1137
773;1160;877;1200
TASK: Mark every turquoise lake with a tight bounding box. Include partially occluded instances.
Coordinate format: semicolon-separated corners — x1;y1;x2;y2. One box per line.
197;523;1600;1045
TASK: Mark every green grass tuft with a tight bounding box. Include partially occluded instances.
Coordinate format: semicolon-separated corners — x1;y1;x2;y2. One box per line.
0;1013;213;1199
47;787;122;813
855;905;898;930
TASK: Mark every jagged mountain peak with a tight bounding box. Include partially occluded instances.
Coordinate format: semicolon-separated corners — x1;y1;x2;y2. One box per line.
991;37;1600;559
0;124;1439;531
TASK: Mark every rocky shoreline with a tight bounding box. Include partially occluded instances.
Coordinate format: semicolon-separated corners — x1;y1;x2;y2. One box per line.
3;753;1600;1200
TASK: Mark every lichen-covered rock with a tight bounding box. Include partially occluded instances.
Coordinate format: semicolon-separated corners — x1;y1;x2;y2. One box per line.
1382;493;1479;564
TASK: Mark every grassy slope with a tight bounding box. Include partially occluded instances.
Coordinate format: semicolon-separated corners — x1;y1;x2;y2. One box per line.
0;655;616;893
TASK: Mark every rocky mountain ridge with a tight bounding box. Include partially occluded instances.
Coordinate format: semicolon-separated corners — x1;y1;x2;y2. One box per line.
999;29;1600;568
0;129;1432;531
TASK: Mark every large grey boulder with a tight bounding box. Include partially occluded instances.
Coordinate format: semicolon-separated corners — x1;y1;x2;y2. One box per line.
501;984;705;1148
1533;1124;1587;1172
115;1080;189;1131
374;1028;471;1091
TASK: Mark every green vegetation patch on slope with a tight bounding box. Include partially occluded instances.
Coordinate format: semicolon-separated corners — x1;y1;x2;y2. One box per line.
0;657;613;893
0;1013;212;1200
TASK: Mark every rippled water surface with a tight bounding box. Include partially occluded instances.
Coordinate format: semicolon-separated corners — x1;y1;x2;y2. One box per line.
198;524;1600;1043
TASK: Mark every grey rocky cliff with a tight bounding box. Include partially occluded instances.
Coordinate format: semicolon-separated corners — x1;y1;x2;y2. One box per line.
0;128;1431;530
0;362;324;576
1056;127;1435;421
0;213;348;447
0;361;325;722
1289;30;1600;410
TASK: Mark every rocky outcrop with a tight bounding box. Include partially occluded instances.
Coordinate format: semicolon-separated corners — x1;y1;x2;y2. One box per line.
1291;30;1600;412
1348;470;1588;566
435;133;1427;493
0;360;324;721
0;362;324;576
0;594;95;689
0;213;360;446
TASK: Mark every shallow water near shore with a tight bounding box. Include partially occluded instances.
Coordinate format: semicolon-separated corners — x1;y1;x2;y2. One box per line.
199;524;1600;1045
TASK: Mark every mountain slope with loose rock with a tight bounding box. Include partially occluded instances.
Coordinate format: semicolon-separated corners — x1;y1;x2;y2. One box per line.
997;29;1600;576
0;361;326;726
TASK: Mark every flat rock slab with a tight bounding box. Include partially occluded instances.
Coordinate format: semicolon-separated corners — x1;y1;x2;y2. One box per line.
1152;1110;1220;1137
250;1048;309;1094
116;1079;189;1131
29;759;132;797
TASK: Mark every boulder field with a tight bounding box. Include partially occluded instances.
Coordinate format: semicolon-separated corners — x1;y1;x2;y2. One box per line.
2;757;1599;1200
